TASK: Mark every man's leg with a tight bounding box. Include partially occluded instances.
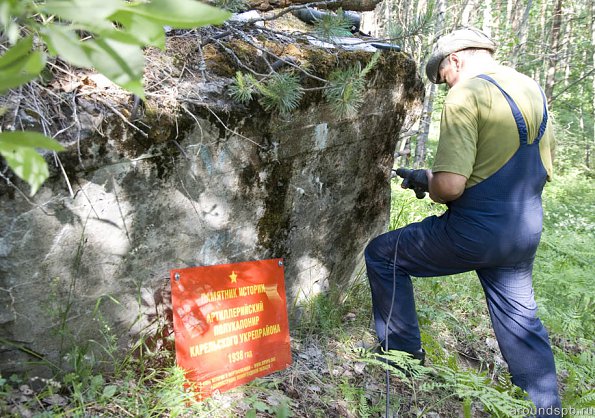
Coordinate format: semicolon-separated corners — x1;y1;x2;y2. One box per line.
477;263;561;417
365;216;473;353
365;228;421;353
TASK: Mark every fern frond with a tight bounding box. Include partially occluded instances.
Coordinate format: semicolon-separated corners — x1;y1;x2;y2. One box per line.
362;349;429;383
573;389;595;408
433;365;534;416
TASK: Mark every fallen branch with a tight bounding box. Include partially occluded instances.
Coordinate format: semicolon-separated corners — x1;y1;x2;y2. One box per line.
182;98;266;149
98;98;149;138
228;27;328;83
247;0;381;12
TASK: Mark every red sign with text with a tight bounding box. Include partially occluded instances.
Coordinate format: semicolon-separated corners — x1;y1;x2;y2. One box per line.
170;258;292;399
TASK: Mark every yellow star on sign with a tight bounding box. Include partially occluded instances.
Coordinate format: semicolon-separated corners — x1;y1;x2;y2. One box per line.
229;271;238;283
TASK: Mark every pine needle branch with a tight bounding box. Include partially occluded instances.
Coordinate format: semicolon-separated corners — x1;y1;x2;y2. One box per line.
324;51;380;118
313;8;353;42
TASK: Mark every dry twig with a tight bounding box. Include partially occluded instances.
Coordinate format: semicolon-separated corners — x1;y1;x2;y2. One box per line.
97;98;149;138
183;98;265;149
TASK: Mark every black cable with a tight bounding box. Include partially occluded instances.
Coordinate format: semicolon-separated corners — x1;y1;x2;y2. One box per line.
385;229;404;417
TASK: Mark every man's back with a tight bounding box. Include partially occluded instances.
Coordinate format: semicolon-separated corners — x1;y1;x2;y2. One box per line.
433;65;554;188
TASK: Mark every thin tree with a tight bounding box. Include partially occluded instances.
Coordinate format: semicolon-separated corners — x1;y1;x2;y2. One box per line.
544;0;564;101
510;0;532;68
413;0;446;168
590;0;594;167
482;0;493;37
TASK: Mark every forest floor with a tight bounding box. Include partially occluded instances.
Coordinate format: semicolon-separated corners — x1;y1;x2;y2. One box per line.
1;171;593;417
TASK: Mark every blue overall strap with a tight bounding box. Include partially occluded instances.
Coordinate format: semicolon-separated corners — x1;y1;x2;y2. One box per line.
476;74;548;145
535;85;548;144
476;74;528;144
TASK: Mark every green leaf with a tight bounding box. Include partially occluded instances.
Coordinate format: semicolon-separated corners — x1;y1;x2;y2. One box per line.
0;131;65;151
90;374;104;388
102;385;117;399
253;400;269;412
42;25;145;96
0;131;61;193
275;402;290;418
109;10;166;48
87;38;145;98
41;24;94;68
43;0;122;26
0;37;46;93
121;0;230;28
0;1;26;43
0;73;39;94
0;141;50;196
0;36;33;69
22;51;45;74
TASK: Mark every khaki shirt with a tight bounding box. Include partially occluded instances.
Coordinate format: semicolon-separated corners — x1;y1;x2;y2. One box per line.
433;65;554;187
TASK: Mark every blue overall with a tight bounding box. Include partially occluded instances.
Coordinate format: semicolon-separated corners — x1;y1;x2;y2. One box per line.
365;75;562;416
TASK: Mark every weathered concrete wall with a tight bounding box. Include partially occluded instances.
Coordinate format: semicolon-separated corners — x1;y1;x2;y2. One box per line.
0;35;423;374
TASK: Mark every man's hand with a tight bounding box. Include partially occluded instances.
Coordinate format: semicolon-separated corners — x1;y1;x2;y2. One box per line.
394;168;429;199
427;171;467;203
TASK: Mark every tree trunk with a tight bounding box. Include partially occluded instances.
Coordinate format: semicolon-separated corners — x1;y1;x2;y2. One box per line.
482;0;493;37
537;0;548;84
412;0;446;168
461;0;475;26
414;83;436;168
506;0;513;26
544;0;564;102
247;0;382;12
510;0;532;68
590;0;594;168
562;10;573;88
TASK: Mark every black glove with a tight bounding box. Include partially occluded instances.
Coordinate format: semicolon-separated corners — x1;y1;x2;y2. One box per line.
394;168;429;199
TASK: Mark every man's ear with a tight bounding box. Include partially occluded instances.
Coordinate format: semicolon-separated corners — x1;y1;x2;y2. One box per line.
449;52;462;71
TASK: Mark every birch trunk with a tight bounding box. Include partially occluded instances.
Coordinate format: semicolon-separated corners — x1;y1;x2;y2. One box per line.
411;0;447;168
590;0;594;167
562;11;573;89
511;0;532;68
544;0;564;101
538;0;549;85
414;84;436;168
506;0;513;26
482;0;493;37
461;0;476;26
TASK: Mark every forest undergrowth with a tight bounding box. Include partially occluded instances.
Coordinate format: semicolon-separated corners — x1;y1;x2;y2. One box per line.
1;167;592;418
1;145;593;417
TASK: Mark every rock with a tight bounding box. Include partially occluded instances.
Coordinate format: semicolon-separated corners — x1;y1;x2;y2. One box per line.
0;31;423;374
343;312;357;322
353;362;366;374
485;337;499;351
43;394;68;406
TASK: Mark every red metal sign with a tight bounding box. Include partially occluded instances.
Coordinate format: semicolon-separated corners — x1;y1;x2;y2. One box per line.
170;258;292;399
